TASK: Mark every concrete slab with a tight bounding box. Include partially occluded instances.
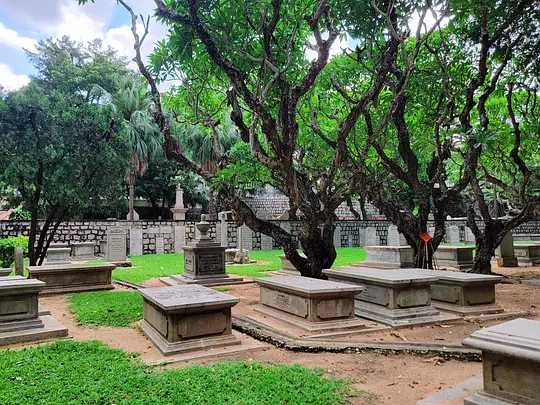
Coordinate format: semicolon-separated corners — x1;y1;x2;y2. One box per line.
0;315;68;346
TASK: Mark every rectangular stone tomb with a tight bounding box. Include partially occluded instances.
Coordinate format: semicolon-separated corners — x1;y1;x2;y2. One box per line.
514;243;540;267
463;318;540;405
224;248;238;264
0;276;67;346
46;247;71;265
254;275;368;332
139;285;240;355
28;263;115;294
168;244;243;286
417;270;503;315
0;268;11;277
71;242;96;261
361;246;415;269
323;268;457;327
434;245;474;270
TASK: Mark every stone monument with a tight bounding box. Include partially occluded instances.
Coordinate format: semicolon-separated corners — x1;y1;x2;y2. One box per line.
71;241;96;261
163;215;243;286
0;276;67;345
434;245;474;270
106;226;129;265
28;262;116;294
172;187;188;221
139;284;240;355
255;275;367;332
14;246;24;276
463;318;540;404
495;232;518;267
387;225;407;246
415;269;503;315
45;247;71;264
361;225;415;268
323;268;458;327
514;242;540;266
446;224;460;244
129;228;143;256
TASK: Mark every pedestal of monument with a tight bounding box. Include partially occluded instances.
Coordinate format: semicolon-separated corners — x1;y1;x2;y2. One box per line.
254;275;368;332
28;263;115;294
323;268;458;327
71;242;96;261
46;247;71;265
434;245;474;270
163;216;243;286
361;246;415;269
463;318;540;405
0;276;67;346
416;270;503;315
139;285;240;355
495;232;518;267
514;243;540;266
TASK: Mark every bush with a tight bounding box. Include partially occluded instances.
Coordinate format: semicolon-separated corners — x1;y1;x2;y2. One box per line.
0;235;29;267
9;207;32;220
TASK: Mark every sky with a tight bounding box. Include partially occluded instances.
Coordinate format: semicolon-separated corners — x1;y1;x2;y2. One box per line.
0;0;167;91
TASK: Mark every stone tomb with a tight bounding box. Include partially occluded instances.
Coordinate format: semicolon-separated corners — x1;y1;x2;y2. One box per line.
0;276;67;345
28;263;115;294
254;275;368;332
0;268;11;277
106;227;128;264
463;318;540;405
275;254;303;276
361;246;415;269
139;285;240;355
514;242;540;266
434;245;474;270
71;241;96;261
164;216;243;286
323;268;458;327
416;270;503;315
46;247;71;264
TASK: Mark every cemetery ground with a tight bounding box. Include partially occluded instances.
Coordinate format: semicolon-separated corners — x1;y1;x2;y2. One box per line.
1;248;539;404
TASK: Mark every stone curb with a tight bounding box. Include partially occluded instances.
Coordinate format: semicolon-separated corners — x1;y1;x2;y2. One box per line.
232;315;482;361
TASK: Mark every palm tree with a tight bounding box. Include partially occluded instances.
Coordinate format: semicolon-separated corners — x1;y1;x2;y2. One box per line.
181;115;239;218
113;78;162;220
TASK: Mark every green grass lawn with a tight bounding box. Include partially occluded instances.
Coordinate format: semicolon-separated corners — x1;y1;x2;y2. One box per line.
70;291;143;327
112;247;366;284
0;340;352;404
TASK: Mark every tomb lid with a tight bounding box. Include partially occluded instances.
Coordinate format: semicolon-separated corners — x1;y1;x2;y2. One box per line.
256;275;364;296
437;245;475;250
463;318;540;362
139;285;239;311
323;267;438;285
412;269;502;283
28;263;116;273
0;277;45;291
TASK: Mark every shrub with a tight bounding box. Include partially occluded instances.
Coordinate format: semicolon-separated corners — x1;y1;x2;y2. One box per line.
9;207;32;220
0;235;29;267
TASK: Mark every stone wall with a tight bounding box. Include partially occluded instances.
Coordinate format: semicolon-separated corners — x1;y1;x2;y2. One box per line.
1;219;539;255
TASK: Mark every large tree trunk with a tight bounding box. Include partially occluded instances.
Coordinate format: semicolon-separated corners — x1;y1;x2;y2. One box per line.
291;221;337;279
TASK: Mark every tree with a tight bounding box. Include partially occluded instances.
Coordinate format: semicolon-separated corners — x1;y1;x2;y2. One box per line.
112;77;162;220
82;0;539;277
0;38;129;265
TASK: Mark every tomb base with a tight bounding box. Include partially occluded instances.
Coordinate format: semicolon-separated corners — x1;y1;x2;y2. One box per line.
434;246;474;270
0;268;11;277
140;319;240;355
432;301;503;316
495;256;518;268
0;315;67;346
354;300;456;327
514;243;540;267
464;391;517;405
253;303;372;332
162;274;245;287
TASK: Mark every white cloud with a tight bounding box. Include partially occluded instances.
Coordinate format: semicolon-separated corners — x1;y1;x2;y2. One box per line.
0;64;30;91
0;23;37;52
